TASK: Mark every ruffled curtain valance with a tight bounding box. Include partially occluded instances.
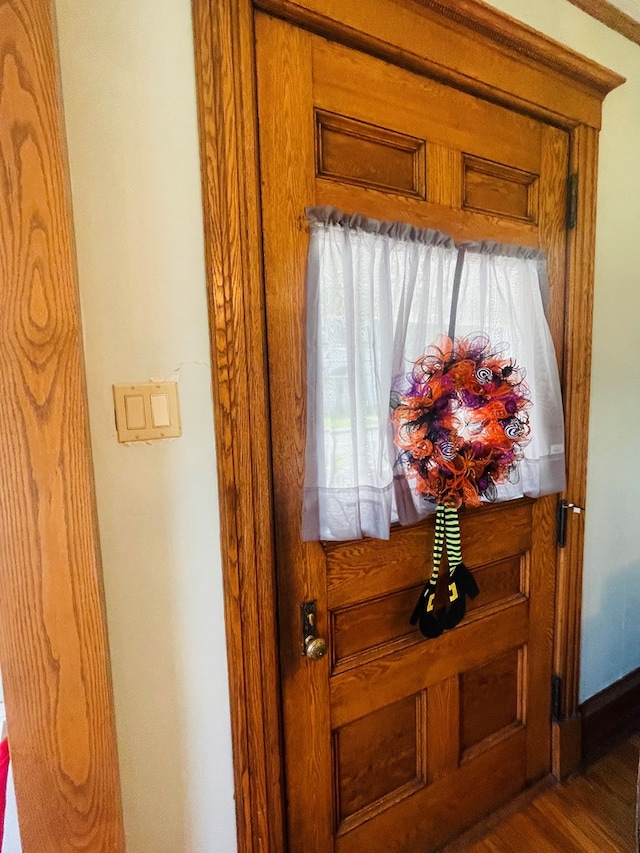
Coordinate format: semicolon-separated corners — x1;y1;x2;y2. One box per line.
303;206;565;541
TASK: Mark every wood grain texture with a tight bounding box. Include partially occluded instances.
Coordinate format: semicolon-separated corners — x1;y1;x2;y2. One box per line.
336;731;527;853
331;587;420;667
316;111;426;198
335;694;421;823
325;501;532;609
538;125;570;363
552;125;602;778
316;180;540;246
0;1;124;850
312;36;544;171
256;16;337;853
191;0;623;850
442;733;640;853
527;496;557;782
190;2;285;852
427;677;459;783
258;20;565;850
330;604;529;729
255;0;624;128
427;143;460;208
462;156;539;223
331;554;524;671
461;651;521;753
552;714;583;780
567;0;640;47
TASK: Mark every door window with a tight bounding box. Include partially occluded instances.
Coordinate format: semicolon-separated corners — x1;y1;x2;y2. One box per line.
303;206;565;541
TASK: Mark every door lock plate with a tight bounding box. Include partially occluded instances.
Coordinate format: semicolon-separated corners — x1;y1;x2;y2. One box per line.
300;600;327;660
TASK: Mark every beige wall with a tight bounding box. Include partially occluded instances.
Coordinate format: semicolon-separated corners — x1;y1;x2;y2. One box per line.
55;1;236;851
487;0;640;701
55;0;640;851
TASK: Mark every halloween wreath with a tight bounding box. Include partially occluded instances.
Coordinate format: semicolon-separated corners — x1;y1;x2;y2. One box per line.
392;333;531;638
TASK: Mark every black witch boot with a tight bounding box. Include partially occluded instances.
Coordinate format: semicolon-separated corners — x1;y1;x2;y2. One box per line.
410;577;436;624
442;562;479;630
410;505;447;638
419;605;446;639
411;578;446;638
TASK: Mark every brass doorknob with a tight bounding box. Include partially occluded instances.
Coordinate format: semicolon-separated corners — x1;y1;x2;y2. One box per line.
304;635;327;661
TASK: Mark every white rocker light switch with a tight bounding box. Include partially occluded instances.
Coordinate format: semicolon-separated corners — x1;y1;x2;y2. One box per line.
113;382;181;442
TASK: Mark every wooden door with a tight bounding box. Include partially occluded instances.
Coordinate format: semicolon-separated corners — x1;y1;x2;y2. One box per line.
256;11;567;853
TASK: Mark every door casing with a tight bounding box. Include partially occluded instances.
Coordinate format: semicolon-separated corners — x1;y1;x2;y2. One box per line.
0;3;125;850
190;1;624;850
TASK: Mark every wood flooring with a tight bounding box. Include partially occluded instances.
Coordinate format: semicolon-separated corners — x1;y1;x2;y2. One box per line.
441;734;640;852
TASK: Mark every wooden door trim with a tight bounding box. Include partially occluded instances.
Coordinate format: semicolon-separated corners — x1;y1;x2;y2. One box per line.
0;2;125;850
191;1;622;849
552;123;601;778
253;0;624;129
191;3;285;851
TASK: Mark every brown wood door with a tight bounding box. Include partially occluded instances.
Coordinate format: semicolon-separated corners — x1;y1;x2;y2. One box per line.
256;11;567;853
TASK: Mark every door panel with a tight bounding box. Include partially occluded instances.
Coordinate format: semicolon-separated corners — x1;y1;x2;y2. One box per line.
256;12;568;852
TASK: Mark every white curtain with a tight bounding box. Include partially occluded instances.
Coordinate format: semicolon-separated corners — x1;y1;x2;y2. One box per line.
303;207;565;541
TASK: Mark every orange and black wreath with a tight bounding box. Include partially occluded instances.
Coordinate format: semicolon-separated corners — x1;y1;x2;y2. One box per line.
391;334;531;638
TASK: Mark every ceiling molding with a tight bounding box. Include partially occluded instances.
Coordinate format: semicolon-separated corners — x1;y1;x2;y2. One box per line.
567;0;640;46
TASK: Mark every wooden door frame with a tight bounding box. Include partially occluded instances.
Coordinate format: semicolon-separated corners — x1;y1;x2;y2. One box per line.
0;2;125;850
191;1;623;849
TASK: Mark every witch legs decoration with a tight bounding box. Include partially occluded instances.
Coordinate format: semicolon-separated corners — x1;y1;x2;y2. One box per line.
410;505;479;639
392;334;532;639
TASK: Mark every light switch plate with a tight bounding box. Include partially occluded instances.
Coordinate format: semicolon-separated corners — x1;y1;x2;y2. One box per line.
113;382;181;442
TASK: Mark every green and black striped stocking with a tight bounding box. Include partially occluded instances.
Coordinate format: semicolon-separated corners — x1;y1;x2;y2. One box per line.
410;504;480;636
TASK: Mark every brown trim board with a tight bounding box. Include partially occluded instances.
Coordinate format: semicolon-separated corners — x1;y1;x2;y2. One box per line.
0;1;125;850
256;0;624;128
190;2;285;851
581;668;640;764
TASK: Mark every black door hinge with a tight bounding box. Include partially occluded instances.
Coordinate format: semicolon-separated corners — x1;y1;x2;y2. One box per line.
551;674;562;722
557;499;568;548
567;173;578;229
557;499;585;547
